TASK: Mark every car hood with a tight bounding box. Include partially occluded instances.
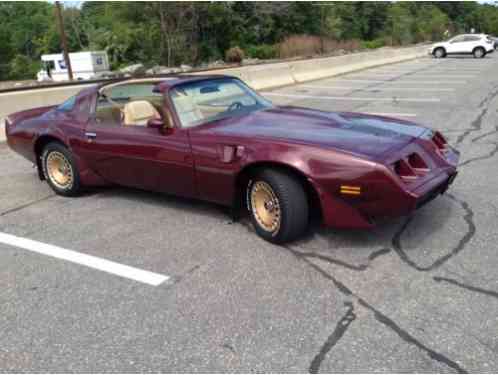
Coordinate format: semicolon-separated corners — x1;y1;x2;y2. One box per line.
432;42;447;48
204;106;428;159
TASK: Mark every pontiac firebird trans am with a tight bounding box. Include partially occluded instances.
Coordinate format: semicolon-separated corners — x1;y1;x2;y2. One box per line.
5;75;459;243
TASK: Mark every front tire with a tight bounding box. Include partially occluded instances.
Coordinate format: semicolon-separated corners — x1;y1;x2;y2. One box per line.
473;47;485;58
433;48;446;58
42;142;81;196
247;169;309;244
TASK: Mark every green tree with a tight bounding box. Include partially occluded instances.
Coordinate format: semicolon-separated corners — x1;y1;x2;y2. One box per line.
386;3;415;45
415;4;451;42
0;25;13;80
2;1;498;81
8;55;40;80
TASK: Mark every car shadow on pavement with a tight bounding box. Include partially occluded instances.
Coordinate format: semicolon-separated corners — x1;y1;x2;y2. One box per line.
80;185;462;273
281;195;458;272
442;55;495;59
86;185;232;220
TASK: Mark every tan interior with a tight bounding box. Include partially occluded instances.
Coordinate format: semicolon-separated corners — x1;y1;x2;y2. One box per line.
173;94;204;127
122;100;161;126
96;106;122;125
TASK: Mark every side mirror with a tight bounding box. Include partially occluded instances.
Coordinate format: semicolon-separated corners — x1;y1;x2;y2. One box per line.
147;117;174;134
147;118;164;129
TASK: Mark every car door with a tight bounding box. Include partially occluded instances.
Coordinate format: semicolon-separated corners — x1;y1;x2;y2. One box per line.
446;35;467;53
464;35;482;51
169;78;265;206
79;84;196;198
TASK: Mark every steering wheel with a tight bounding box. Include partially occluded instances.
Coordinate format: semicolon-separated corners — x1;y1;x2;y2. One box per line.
227;101;243;112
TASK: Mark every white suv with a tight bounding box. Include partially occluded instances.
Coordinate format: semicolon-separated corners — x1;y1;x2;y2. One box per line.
430;34;495;58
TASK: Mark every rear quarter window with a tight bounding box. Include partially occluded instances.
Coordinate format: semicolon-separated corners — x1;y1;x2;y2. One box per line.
57;96;77;112
464;35;480;42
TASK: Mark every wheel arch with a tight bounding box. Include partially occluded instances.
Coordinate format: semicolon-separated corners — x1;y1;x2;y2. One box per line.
433;46;446;56
473;46;485;54
234;161;322;221
33;135;67;180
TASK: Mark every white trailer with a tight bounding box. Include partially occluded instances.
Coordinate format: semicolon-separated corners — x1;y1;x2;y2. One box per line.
37;51;111;82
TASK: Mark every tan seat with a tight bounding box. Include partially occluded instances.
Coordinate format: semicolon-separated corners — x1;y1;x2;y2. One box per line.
122;100;160;126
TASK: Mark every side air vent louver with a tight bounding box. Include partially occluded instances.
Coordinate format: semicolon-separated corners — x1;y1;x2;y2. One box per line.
408;153;429;173
393;159;417;182
432;131;447;151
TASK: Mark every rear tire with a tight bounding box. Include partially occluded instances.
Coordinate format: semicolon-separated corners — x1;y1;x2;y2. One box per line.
42;142;81;196
473;47;485;58
247;169;309;244
433;48;446;58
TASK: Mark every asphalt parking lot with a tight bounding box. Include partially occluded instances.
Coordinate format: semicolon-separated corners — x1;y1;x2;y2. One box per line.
1;55;498;372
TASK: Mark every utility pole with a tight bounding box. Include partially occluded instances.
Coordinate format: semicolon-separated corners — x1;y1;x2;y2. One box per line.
55;1;73;81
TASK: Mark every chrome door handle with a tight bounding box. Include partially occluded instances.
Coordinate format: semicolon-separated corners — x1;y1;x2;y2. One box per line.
85;132;97;142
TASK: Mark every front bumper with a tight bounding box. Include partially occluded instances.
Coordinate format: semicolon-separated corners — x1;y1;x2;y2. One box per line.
318;167;459;229
414;172;457;209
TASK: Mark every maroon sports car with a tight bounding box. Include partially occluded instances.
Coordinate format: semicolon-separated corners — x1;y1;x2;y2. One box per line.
5;75;459;243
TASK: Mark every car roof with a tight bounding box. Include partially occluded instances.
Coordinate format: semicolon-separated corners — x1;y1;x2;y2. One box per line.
452;33;485;38
97;74;232;93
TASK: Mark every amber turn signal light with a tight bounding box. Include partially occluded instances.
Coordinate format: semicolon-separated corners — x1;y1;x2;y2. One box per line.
340;185;361;195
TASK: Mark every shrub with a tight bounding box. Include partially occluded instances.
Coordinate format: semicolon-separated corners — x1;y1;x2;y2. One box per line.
360;38;385;49
225;46;245;64
322;39;361;53
278;35;362;58
8;54;40;80
278;35;322;59
246;44;278;60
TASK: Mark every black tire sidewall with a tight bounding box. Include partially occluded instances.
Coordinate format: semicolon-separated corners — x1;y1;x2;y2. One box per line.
247;170;309;244
42;142;81;196
474;48;485;58
434;48;445;58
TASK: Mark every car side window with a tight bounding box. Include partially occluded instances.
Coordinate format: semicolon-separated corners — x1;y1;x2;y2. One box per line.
451;36;465;43
95;94;122;127
464;35;480;42
57;95;77;112
94;83;164;127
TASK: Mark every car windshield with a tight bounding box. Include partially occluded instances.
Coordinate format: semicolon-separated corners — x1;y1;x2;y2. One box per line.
170;78;272;128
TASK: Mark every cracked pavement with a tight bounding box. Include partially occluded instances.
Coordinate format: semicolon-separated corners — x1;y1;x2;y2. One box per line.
1;55;498;372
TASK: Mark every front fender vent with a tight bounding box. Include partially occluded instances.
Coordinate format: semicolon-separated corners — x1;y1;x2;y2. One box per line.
408;152;429;174
432;131;448;153
393;159;417;182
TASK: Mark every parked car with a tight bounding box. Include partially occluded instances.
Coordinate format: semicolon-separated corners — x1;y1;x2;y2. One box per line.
429;34;495;58
492;36;498;50
5;76;459;244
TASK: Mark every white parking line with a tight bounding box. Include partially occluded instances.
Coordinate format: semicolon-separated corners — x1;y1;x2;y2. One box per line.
301;85;455;92
0;232;169;286
374;68;482;72
335;79;467;84
263;92;440;102
371;67;483;71
365;112;417;118
350;73;476;78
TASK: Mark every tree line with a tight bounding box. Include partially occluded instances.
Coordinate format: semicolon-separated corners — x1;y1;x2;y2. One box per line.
1;1;497;81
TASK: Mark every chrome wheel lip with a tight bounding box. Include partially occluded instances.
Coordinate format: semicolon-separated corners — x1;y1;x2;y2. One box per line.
250;181;281;234
46;151;73;190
